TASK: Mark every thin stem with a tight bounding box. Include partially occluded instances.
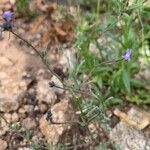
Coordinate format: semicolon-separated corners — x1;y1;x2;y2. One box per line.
98;58;124;65
49;81;98;99
50;119;84;126
82;58;124;84
10;30;62;83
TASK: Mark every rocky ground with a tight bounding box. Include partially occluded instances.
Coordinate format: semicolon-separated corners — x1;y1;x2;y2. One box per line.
0;1;150;150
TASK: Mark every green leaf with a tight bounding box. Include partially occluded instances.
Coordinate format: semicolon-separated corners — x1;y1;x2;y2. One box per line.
126;1;144;10
105;97;123;107
122;69;131;94
92;76;103;89
131;79;144;88
74;59;85;76
95;66;112;73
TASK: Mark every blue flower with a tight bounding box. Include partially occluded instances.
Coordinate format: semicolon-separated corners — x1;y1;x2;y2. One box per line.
122;49;132;61
2;10;14;22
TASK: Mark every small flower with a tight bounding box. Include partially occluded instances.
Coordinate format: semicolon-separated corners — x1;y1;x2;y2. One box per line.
2;10;14;22
122;48;132;61
49;81;55;87
46;110;53;122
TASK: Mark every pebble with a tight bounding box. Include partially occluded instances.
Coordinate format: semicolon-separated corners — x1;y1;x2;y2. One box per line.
50;76;64;94
0;139;7;150
39;99;77;144
18;108;27;119
0;56;13;67
0;98;19;113
4;113;12;123
11;112;19;122
22;117;37;130
0;126;9;136
109;122;150;150
23;105;34;113
36;79;57;104
38;103;48;113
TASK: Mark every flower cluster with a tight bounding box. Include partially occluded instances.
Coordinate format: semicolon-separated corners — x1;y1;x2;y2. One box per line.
0;9;14;40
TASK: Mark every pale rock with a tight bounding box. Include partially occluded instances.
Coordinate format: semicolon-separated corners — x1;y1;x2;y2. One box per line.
0;119;7;127
0;39;31;114
39;99;77;144
59;49;77;71
89;43;99;55
36;79;57;104
11;112;19;122
110;107;150;149
0;72;8;79
38;103;48;113
18;147;32;150
0;0;9;4
109;122;150;150
9;0;16;5
18;108;27;119
4;113;12;123
22;117;37;130
18;108;26;114
0;126;9;136
50;76;64;94
0;97;19;112
0;139;7;150
0;56;13;68
23;105;34;113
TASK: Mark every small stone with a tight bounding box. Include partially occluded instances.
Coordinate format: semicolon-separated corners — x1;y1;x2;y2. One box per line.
0;118;7;127
0;72;8;79
23;105;34;113
18;108;27;119
59;49;77;71
0;98;19;112
0;139;7;150
39;99;77;145
0;56;13;67
18;28;25;35
11;112;19;122
19;81;27;88
0;0;9;4
18;108;26;114
22;117;37;130
18;148;32;150
36;33;41;39
9;0;16;5
109;122;150;150
0;126;9;136
4;113;12;123
39;103;48;113
50;76;64;94
36;79;57;104
34;106;39;111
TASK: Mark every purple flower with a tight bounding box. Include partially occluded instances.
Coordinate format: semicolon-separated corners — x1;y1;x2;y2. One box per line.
2;10;14;22
122;49;132;61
